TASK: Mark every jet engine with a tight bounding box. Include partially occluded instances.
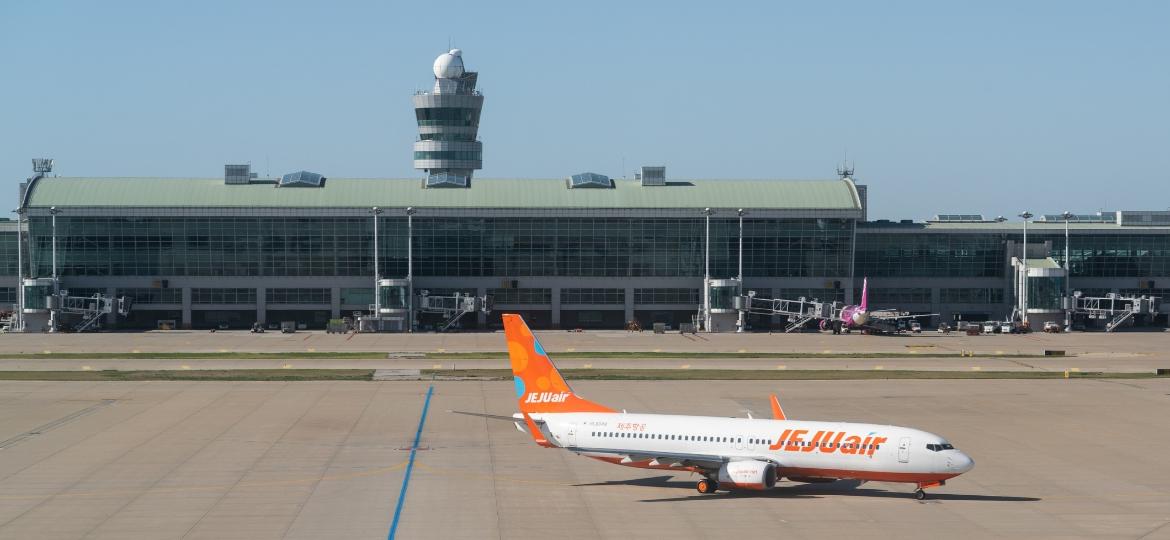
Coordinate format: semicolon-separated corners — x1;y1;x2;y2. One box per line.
717;460;777;490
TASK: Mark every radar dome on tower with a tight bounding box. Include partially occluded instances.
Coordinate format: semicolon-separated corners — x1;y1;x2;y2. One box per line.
433;49;465;79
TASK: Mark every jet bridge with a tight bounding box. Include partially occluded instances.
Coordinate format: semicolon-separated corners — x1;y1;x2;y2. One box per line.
51;292;131;332
415;291;492;332
1069;292;1161;332
735;292;842;333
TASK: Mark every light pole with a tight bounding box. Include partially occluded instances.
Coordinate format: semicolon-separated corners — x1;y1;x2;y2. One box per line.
405;206;416;333
1018;211;1033;326
736;208;746;333
49;206;60;333
1062;211;1073;331
701;207;714;332
371;206;383;331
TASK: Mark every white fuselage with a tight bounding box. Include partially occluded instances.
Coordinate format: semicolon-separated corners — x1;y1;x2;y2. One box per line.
536;412;973;483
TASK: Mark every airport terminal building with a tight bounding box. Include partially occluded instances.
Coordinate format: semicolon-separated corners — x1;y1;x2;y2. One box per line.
3;50;1167;331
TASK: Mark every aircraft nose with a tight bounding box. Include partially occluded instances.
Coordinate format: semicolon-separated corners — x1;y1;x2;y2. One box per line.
952;452;975;473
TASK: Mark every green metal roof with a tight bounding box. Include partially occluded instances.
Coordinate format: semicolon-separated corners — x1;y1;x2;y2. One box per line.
25;177;861;211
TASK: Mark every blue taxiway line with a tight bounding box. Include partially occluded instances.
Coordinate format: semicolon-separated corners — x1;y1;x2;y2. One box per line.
388;384;434;540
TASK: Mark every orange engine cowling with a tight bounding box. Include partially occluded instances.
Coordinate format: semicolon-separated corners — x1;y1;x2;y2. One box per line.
717;460;777;490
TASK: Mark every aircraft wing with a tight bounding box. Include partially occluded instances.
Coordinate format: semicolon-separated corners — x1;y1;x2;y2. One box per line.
568;445;777;472
868;311;938;321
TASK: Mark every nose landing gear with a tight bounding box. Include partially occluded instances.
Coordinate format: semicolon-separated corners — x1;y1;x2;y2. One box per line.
696;478;719;494
914;480;944;500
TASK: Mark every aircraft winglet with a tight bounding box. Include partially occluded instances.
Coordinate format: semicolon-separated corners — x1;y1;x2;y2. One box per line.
769;394;787;420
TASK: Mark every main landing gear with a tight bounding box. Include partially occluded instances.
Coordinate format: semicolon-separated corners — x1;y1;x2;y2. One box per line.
914;489;927;500
696;478;719;494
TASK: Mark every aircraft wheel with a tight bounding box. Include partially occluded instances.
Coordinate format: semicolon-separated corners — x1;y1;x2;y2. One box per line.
697;479;717;494
914;489;927;500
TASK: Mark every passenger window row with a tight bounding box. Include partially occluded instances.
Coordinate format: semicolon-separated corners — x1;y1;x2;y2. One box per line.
585;434;879;451
591;432;745;443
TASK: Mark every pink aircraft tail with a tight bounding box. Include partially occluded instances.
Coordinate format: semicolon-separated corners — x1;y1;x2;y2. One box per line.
859;277;868;311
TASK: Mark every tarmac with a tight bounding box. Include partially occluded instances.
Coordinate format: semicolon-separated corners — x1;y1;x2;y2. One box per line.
2;378;1169;539
1;327;1167;357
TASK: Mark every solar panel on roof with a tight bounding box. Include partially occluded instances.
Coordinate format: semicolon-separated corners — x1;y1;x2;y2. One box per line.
931;214;986;222
426;173;469;188
279;171;325;187
569;173;612;188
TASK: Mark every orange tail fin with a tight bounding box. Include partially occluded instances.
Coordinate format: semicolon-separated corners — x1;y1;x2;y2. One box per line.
769;393;788;420
503;314;614;414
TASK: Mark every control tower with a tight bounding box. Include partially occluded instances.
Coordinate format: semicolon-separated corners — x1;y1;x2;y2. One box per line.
413;49;484;187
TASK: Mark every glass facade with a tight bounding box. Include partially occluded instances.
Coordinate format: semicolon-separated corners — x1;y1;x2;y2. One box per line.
26;216;394;278
0;287;15;304
776;288;845;303
560;288;625;305
855;233;1004;277
1027;277;1065;310
634;288;700;305
856;287;933;304
488;288;551;304
117;288;183;304
708;284;738;310
415;107;481;127
0;230;16;277
65;288;106;298
940;288;1006;304
378;286;409;309
412;150;482;161
23;284;51;309
23;217;854;280
1047;234;1170;277
191;288;256;304
266;288;330;304
340;288;374;306
412;218;851;278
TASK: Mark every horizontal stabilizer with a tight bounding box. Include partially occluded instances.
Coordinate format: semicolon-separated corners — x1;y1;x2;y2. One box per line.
449;410;520;422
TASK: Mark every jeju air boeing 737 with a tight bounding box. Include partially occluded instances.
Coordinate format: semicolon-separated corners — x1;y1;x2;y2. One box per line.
454;314;973;499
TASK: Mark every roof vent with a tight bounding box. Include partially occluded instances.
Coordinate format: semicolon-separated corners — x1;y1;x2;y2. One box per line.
425;172;469;188
225;164;258;185
278;171;325;187
568;172;612;189
640;166;665;186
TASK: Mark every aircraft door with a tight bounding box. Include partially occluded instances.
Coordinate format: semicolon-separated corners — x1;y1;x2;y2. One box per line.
567;422;577;447
897;437;911;463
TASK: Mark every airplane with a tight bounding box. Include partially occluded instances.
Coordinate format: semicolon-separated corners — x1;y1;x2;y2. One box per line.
453;314;974;499
820;277;933;334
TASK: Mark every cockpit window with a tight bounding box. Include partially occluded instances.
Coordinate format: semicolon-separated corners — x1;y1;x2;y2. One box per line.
926;443;955;452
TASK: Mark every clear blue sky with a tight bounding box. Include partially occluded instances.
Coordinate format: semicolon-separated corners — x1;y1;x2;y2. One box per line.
2;1;1167;220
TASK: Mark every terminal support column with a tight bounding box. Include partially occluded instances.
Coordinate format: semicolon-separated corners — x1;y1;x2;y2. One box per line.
256;287;266;326
331;287;341;319
181;288;192;329
624;287;634;325
476;287;488;327
105;286;117;327
551;287;561;328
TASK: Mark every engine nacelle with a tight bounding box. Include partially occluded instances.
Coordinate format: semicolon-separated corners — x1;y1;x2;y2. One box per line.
717;460;777;490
